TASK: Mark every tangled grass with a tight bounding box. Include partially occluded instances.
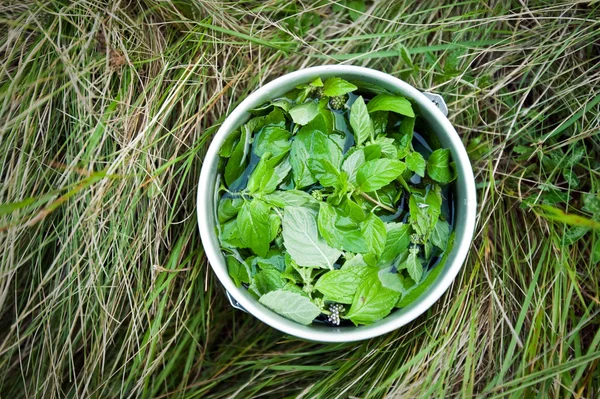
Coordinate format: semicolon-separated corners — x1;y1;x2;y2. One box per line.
0;0;599;397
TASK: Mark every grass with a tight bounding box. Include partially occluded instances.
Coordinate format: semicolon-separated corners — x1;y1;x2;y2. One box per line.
1;0;599;397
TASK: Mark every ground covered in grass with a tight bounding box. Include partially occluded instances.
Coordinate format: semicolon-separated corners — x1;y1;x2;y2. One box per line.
1;1;599;397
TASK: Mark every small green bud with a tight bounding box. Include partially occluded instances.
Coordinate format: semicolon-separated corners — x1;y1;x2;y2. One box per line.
311;190;323;201
329;94;348;110
309;86;324;98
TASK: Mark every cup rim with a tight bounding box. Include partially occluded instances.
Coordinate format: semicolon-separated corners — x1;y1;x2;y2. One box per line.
197;65;477;342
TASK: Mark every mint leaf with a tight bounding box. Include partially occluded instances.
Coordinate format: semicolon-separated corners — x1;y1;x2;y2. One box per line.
250;268;286;296
323;77;358;97
247;153;276;193
317;202;369;253
262;159;292;193
217;196;242;223
282;206;342;269
344;270;400;325
379;222;411;266
224;127;249;186
371;111;388;137
371;136;397;159
237;199;272;257
227;255;250;287
356;158;406;192
314;269;362;304
361;213;386;256
262;190;316;208
269;212;281;242
308;158;340;187
399;247;423;282
254;126;291;158
409;187;442;241
350;96;374;146
398;234;454;307
378;268;410;293
219;220;246;249
329;171;351;206
290;115;342;188
289;100;319;125
259;289;321;325
219;129;241;157
253;251;286;272
366;94;415;117
431;219;450;250
405;151;426;177
342;149;365;185
310;77;324;87
427;148;455;183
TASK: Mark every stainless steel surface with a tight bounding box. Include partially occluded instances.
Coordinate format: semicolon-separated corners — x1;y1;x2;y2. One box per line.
422;92;448;117
197;65;477;342
226;290;247;312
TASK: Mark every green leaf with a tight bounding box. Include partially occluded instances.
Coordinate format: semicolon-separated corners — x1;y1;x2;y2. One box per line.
224;127;249;186
409;187;442;241
314;269;362;304
227;255;250;287
322;77;357;97
272;99;292;112
346;0;365;21
219;220;246;249
583;194;600;215
366;94;415;117
310;77;324;87
259;289;321;325
254;126;291;158
427;148;455;183
431;219;450;250
361;213;386;256
262;190;316;208
371;136;397;159
357;158;406;192
371;111;389;137
308;158;340;187
398;247;423;282
317;202;369;253
379;223;411;266
344;270;400;325
563;169;580;188
247;153;275;193
395;124;413;159
593;239;600;264
405;151;426;177
262;159;292;193
219;129;241;157
282;206;342;269
397;234;454;307
329;171;351;206
251;268;286;296
217;196;242;223
237;199;272;257
378;268;411;293
289;100;319;125
342;149;365;185
254;251;286;272
269;212;281;242
290;115;342;188
350;96;374;147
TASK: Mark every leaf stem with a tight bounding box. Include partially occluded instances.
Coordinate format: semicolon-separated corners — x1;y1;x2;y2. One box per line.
360;192;397;213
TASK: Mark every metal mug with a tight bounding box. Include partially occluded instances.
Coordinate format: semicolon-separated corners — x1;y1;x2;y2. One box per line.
197;65;477;342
